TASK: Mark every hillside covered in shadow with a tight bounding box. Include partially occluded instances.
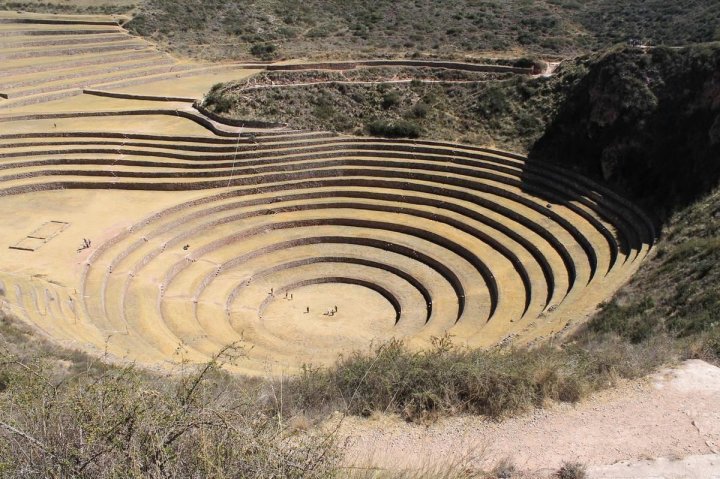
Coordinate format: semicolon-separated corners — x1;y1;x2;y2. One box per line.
526;44;720;351
529;44;720;220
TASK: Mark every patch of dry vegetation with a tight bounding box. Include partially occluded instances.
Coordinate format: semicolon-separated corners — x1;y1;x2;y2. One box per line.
126;0;578;61
278;335;672;422
203;70;575;152
0;315;337;478
0;309;655;477
588;188;720;354
126;0;720;62
0;313;611;477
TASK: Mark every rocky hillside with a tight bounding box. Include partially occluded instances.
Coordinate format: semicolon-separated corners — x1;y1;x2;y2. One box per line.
531;44;720;218
527;45;720;350
125;0;720;61
586;186;719;355
202;68;572;152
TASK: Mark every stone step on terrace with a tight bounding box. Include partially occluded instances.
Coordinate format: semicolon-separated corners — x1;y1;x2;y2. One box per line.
0;140;632;274
0;32;135;49
167;254;427;363
0;131;644;253
0;145;620;284
121;218;493;362
0;50;170;79
77;183;567;299
2;64;200;100
0;28;122;37
0;38;151;61
74;174;620;370
0;56;177;92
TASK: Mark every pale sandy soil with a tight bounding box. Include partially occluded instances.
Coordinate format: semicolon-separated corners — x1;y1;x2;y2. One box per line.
589;454;720;479
338;360;720;477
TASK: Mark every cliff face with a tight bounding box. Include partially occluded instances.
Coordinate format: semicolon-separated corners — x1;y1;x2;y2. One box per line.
528;45;720;344
530;45;720;219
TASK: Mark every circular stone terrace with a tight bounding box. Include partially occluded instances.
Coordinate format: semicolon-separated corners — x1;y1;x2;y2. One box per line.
0;11;655;374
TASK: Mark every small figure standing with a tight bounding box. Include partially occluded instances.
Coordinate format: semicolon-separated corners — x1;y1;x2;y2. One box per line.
304;306;310;314
76;238;92;253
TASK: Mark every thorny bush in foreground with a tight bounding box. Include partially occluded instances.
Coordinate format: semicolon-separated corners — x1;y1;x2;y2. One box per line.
0;342;337;478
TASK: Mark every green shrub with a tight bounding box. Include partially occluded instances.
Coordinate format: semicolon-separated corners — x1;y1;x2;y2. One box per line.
249;42;278;59
312;95;336;120
492;458;517;478
410;101;430;118
381;91;401;109
556;461;587;479
205;95;233;114
513;57;538;68
367;119;421;138
588;297;656;343
203;83;234;113
477;84;511;115
282;336;666;422
701;329;720;361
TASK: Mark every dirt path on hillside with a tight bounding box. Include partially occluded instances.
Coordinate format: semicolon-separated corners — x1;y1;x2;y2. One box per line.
338;360;720;477
239;78;494;91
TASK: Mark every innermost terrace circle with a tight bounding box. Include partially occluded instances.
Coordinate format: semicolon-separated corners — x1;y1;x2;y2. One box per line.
258;283;397;346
